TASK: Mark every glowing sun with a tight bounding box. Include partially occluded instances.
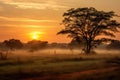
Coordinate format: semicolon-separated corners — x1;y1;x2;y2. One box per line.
32;34;39;40
29;31;44;40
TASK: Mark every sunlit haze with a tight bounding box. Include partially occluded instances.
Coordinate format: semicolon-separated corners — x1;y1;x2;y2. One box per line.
29;31;44;40
0;0;120;43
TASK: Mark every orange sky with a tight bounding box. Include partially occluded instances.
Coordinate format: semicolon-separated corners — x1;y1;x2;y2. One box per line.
0;0;120;43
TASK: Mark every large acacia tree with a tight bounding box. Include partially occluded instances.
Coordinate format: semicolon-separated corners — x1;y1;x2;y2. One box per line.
57;7;120;54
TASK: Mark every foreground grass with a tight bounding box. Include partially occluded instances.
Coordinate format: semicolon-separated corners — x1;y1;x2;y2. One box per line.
0;52;120;80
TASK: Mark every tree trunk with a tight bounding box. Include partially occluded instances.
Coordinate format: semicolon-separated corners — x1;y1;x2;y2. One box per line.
84;40;91;54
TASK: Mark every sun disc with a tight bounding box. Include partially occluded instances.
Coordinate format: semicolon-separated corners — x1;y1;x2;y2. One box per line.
30;32;40;40
32;34;39;40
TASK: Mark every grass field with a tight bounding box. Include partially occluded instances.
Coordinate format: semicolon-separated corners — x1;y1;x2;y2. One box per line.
0;49;120;80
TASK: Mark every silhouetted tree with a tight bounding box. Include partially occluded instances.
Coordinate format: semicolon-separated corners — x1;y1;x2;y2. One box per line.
0;39;23;60
49;43;68;49
106;40;120;50
27;40;48;52
68;40;83;54
3;39;23;50
58;7;120;54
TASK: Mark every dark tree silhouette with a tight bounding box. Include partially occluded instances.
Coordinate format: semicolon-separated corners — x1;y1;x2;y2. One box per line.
3;39;23;50
0;39;23;60
57;7;120;54
106;40;120;50
27;40;48;52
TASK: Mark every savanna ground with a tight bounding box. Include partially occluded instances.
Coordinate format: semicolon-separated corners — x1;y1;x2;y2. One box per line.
0;49;120;80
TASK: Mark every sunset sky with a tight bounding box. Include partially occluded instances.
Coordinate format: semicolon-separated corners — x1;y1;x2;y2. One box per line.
0;0;120;43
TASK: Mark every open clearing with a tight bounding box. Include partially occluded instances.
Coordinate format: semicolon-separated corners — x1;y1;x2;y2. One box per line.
0;50;120;80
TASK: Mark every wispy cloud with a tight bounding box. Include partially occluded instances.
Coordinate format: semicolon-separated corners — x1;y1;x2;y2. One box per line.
0;6;3;11
0;16;56;22
0;0;68;10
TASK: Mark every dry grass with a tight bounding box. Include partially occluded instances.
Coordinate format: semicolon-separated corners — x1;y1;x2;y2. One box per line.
0;49;120;80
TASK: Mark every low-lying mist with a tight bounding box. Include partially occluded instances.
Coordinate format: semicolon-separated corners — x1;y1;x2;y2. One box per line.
12;48;120;56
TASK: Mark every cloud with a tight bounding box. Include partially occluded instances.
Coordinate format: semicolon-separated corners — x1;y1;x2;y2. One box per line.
0;16;56;22
0;0;68;10
0;6;3;11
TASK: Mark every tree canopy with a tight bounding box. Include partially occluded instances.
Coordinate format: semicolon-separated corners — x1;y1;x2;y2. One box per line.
26;40;48;52
3;39;23;50
58;7;120;54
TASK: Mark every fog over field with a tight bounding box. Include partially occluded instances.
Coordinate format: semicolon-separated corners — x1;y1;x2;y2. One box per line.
11;48;120;57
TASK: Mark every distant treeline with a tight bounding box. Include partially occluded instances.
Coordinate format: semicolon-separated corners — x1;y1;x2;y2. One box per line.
0;39;120;51
0;39;83;51
106;40;120;50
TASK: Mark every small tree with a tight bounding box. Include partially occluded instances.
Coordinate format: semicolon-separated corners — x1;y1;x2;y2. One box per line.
57;7;120;54
0;39;23;60
106;40;120;50
3;39;23;50
27;40;48;52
